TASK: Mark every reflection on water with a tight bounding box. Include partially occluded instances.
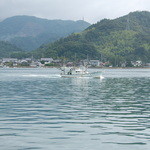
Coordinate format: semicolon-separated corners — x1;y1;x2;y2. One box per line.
0;68;150;150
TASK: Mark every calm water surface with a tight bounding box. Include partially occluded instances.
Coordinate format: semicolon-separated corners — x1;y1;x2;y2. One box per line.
0;68;150;150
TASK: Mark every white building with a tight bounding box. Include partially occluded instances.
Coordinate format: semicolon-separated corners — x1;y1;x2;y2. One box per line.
41;58;53;63
89;60;100;66
2;58;18;63
131;60;142;67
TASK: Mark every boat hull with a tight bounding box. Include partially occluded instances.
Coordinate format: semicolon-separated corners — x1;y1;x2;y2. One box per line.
61;74;88;78
61;72;104;79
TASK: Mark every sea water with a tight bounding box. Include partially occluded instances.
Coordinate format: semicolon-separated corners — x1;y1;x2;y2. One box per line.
0;68;150;150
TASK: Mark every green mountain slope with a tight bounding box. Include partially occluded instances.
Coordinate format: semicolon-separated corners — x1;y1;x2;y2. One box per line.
34;11;150;66
0;41;22;58
0;16;90;51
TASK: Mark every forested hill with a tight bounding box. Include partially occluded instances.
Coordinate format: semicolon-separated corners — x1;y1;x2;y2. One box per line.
34;11;150;66
0;16;90;51
87;11;150;34
0;41;22;58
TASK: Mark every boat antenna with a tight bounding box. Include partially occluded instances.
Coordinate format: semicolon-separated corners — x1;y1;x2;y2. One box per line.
87;54;89;61
74;53;77;66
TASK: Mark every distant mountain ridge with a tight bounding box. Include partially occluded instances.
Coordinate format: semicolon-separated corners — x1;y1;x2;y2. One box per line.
34;11;150;65
0;16;90;51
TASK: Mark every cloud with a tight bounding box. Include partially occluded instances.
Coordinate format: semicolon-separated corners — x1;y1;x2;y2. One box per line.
0;0;149;23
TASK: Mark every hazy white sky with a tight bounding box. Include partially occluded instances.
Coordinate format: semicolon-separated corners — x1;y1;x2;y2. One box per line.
0;0;150;23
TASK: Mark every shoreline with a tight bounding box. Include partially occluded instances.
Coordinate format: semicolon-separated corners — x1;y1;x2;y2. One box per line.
1;66;150;69
89;67;150;69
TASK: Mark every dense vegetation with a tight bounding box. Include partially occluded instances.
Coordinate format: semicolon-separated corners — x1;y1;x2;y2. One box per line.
0;41;23;58
34;11;150;66
0;16;90;50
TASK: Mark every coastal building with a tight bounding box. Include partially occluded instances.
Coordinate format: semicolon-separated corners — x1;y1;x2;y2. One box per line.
2;58;18;63
30;61;39;67
131;60;142;67
41;58;53;63
24;58;32;62
144;63;150;67
89;60;100;67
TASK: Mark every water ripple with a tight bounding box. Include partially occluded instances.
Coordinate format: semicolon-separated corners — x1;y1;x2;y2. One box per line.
0;68;150;150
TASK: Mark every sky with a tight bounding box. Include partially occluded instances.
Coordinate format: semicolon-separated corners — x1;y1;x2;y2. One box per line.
0;0;150;23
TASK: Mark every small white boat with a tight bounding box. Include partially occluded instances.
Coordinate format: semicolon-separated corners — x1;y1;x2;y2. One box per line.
60;66;104;79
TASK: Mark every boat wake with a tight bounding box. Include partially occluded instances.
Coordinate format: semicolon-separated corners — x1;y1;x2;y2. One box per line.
22;74;61;78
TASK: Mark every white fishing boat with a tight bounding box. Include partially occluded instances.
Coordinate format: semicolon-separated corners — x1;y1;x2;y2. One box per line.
60;66;104;79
